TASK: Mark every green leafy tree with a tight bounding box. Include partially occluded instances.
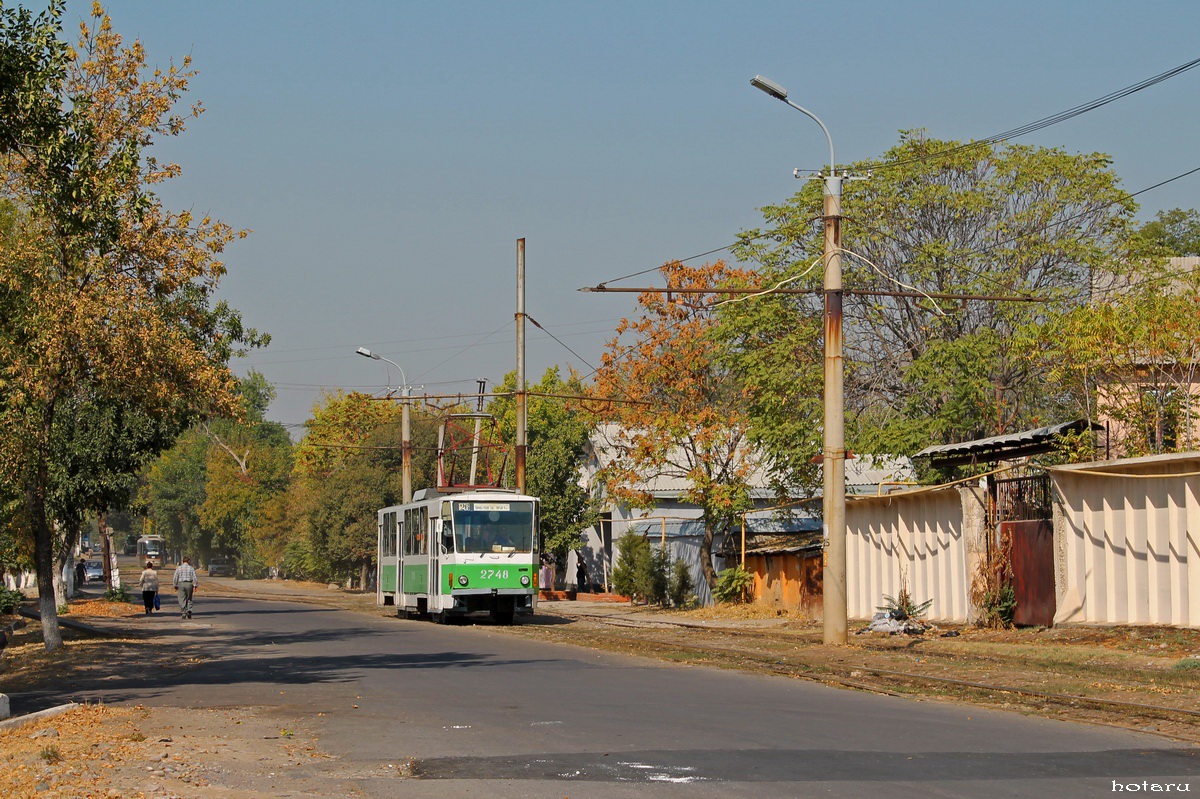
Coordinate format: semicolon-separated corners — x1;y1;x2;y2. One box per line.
1032;268;1200;456
727;133;1142;481
198;373;293;569
489;367;600;560
1140;208;1200;257
143;429;209;557
288;391;440;585
0;6;263;650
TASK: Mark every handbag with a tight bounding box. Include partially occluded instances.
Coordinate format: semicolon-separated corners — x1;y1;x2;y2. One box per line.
153;592;160;611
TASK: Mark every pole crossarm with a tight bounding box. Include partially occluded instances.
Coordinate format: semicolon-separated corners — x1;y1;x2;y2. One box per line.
580;285;1048;303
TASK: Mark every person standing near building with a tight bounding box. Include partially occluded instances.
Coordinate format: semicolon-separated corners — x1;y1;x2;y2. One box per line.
139;561;159;615
575;554;589;593
173;556;198;619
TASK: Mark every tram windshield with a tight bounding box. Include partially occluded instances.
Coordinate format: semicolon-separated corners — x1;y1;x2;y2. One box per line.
450;500;535;554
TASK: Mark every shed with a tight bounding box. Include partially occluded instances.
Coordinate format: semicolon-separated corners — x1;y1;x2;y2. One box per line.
720;525;824;616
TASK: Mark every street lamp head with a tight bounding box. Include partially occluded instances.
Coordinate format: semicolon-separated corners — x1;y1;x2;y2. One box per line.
356;347;378;360
750;74;788;101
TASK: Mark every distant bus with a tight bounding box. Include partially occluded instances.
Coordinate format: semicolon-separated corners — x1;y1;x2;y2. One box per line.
136;535;165;562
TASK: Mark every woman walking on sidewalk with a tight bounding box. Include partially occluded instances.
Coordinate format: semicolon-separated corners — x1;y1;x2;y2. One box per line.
139;561;159;615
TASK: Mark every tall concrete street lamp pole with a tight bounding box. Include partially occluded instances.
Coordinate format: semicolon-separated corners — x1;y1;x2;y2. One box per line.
751;75;848;645
356;347;412;504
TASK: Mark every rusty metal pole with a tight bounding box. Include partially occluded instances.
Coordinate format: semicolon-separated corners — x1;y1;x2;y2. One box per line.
515;238;527;494
822;173;847;646
401;389;412;503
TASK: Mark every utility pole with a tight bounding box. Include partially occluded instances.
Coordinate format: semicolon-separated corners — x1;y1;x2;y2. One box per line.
401;387;412;504
515;238;527;494
822;173;847;646
469;378;486;485
750;75;860;645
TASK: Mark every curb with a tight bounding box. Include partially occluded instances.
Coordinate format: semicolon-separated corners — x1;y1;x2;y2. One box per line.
0;702;80;732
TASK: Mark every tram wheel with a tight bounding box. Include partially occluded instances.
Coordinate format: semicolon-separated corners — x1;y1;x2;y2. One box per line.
434;610;450;625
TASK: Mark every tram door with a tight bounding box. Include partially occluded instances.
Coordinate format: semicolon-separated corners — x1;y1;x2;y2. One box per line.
378;511;399;604
428;512;441;610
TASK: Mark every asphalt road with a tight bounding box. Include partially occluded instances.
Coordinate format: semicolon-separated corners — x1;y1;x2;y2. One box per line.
53;592;1200;797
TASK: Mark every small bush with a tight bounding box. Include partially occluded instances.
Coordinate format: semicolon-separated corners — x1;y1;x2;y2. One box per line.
39;744;62;763
611;535;669;605
611;534;648;600
668;558;696;608
104;583;131;603
713;564;753;604
878;587;933;621
979;584;1017;628
0;586;25;614
1174;656;1200;672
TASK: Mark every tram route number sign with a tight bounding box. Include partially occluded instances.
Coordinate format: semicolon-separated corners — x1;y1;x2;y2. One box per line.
461;502;510;512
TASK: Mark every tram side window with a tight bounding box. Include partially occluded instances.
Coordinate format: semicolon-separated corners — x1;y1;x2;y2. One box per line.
418;507;428;554
403;509;416;555
382;512;397;557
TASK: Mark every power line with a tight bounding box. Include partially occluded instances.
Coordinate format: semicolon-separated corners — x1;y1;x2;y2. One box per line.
868;56;1200;172
526;315;598;372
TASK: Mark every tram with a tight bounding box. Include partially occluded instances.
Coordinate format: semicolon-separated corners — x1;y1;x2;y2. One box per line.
377;487;540;624
136;535;165;562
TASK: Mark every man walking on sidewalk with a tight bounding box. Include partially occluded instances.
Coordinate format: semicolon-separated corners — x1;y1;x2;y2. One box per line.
173;556;198;619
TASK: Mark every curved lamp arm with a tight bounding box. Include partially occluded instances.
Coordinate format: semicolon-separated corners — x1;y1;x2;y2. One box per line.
751;75;835;173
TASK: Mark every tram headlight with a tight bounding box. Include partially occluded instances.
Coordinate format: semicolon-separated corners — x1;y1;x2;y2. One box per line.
520;575;530;587
458;574;469;586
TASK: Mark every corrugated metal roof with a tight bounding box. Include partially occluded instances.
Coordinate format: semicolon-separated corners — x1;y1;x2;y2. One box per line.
913;419;1097;466
589;424;912;495
1048;450;1200;473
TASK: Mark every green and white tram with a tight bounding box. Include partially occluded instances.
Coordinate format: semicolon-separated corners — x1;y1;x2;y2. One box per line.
377;487;540;624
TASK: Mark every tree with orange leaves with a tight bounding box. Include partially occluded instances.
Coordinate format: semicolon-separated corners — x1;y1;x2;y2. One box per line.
0;5;261;651
587;260;761;592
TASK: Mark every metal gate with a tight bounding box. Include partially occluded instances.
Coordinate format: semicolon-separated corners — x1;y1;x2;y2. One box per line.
992;470;1056;627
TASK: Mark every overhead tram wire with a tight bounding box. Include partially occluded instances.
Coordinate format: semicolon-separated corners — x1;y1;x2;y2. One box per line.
838;162;1200;302
526;315;598;373
581;165;1200;336
866;55;1200;173
590;232;779;289
584;57;1200;302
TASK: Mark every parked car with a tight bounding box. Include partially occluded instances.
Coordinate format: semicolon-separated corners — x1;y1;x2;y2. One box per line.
207;556;235;578
82;560;104;582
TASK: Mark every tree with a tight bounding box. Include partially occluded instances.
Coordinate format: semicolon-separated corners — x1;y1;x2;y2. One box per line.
728;132;1143;477
588;260;758;592
488;367;600;561
143;428;209;557
1032;268;1200;456
289;391;440;585
0;6;261;651
142;372;292;574
1140;208;1200;257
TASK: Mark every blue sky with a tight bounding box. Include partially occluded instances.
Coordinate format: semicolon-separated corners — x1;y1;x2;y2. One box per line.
63;1;1200;429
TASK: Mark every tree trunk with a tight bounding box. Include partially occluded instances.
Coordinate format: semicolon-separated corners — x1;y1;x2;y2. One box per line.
100;513;113;588
699;518;718;592
30;486;64;653
359;561;369;593
53;549;68;608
